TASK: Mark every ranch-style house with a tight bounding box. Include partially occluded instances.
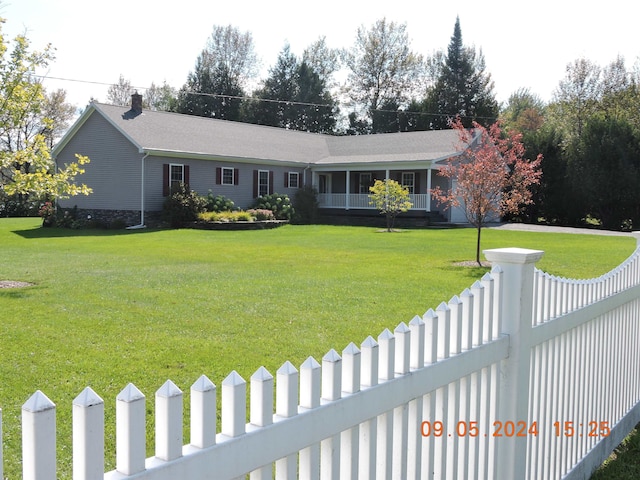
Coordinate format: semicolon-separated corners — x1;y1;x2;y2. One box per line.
53;94;478;226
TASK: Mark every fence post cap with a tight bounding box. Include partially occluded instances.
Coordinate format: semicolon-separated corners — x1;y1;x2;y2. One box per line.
483;247;544;265
73;386;103;407
22;390;55;412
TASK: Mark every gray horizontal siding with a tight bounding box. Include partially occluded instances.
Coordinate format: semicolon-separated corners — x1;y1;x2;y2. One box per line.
56;112;141;211
144;157;307;212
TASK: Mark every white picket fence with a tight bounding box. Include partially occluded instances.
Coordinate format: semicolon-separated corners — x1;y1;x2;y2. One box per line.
5;237;640;479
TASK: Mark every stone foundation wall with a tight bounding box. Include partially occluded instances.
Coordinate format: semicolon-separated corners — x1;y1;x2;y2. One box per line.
59;208;165;228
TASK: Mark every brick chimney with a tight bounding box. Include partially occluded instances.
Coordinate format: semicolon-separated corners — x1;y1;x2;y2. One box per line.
131;92;143;113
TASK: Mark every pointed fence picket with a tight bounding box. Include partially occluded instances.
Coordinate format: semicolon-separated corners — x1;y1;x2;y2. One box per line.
4;236;640;479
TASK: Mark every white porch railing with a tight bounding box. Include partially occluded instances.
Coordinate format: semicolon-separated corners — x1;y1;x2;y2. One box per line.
318;193;431;210
5;236;640;479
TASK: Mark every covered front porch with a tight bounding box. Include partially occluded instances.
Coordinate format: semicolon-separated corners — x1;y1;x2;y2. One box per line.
312;167;447;213
318;193;433;210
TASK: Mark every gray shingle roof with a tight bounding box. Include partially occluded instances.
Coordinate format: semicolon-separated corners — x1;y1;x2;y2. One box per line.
61;103;466;166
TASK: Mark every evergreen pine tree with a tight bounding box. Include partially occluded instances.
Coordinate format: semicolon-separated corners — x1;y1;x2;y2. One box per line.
426;17;498;129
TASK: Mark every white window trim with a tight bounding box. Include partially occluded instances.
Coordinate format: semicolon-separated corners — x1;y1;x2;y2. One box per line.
288;172;299;188
169;163;184;187
258;169;270;197
402;171;415;194
221;167;235;185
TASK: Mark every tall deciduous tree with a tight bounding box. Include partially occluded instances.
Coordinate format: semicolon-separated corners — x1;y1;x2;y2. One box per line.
0;18;91;215
425;17;498;129
41;89;77;149
342;18;424;133
175;25;258;120
205;24;259;90
302;36;341;90
550;58;602;141
106;74;133;106
431;118;542;265
145;81;177;112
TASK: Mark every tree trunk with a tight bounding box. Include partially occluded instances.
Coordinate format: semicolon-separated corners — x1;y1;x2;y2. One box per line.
476;224;482;266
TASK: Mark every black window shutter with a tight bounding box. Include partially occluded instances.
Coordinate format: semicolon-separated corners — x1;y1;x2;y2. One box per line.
163;164;169;196
216;167;221;185
253;170;258;198
234;168;239;185
184;165;190;189
269;171;274;194
284;172;289;188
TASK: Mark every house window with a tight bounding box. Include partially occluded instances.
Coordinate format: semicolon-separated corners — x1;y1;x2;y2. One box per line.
286;172;299;189
170;164;184;191
402;172;415;194
216;167;238;186
258;170;270;197
222;167;234;185
359;173;372;194
163;163;189;196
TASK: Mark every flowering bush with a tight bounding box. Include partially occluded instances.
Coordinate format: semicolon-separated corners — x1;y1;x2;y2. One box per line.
247;209;275;221
205;192;235;212
252;193;293;220
38;202;56;227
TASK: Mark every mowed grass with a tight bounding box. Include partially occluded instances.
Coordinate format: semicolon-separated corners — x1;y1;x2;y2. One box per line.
0;218;636;478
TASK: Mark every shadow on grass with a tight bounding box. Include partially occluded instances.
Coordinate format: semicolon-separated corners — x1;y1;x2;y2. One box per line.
591;424;640;479
12;226;162;239
442;263;492;280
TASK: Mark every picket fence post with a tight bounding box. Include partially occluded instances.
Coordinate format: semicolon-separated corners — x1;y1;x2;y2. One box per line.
116;383;146;475
22;390;56;480
276;361;298;479
484;247;544;480
155;380;183;461
72;387;104;480
299;356;321;479
190;375;216;448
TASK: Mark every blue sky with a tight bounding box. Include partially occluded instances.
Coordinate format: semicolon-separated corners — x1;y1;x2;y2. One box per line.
2;0;640;110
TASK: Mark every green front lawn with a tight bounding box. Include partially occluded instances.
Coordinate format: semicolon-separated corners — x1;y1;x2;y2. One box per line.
0;218;636;478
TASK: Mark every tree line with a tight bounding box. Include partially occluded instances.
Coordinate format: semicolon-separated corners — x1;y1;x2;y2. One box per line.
108;17;498;134
503;57;640;230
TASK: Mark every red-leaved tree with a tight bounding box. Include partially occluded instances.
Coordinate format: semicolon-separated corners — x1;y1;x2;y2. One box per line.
431;118;542;265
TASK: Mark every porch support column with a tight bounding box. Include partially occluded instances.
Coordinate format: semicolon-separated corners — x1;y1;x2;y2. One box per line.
346;170;350;210
426;167;432;212
385;169;390;179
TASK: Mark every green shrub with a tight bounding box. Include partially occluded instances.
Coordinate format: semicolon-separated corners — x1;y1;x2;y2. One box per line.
163;184;207;228
198;210;254;222
252;193;293;220
205;192;235;212
292;186;319;224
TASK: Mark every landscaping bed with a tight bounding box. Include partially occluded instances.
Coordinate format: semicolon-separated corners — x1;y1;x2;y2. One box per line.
187;220;288;230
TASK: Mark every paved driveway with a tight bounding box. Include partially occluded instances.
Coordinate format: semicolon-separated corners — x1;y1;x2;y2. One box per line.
489;223;635;237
